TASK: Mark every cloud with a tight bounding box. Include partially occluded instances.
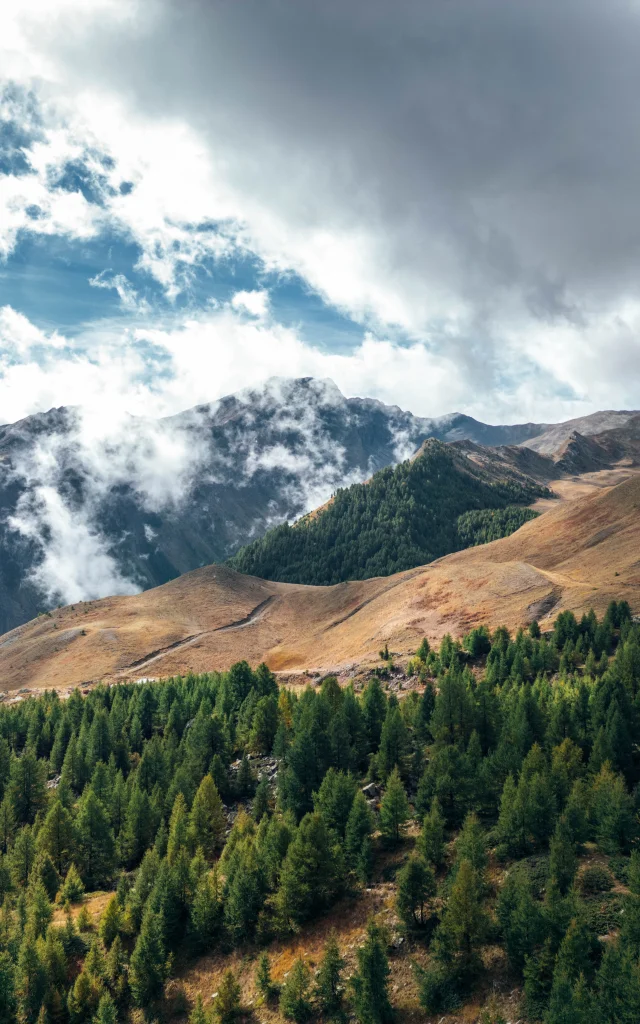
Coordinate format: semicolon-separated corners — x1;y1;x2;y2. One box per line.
231;289;269;318
2;299;635;436
1;0;640;423
37;0;640;330
6;396;213;604
0;305;66;358
89;270;149;313
9;477;140;605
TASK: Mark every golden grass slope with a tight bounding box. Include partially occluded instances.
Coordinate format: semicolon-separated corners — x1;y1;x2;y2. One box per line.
1;473;639;691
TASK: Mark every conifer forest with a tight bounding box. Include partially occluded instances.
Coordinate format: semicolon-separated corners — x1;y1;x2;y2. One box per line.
0;603;638;1022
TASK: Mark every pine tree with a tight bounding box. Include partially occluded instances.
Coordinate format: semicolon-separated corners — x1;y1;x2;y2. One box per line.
188;775;226;856
0;741;10;805
279;959;311;1023
189;870;221;952
549;816;578;895
0;951;17;1024
11;825;36;889
434;859;486;973
120;785;154;867
418;797;446;868
84;938;105;982
235;754;255;800
313;770;358;839
527;770;557;849
223;848;262;945
315;933;344;1017
396;855;436;929
77;905;92;933
167;792;190;864
43;927;67;993
189;994;209;1024
60;864;85;904
17;931;47;1024
554;915;598;986
378;706;410;779
0;796;15;856
68;968;102;1024
29;881;52;939
277;813;342;927
594;939;640;1021
76;790;116;889
568;974;596;1024
99;895;121;948
345;792;374;879
350;919;392;1024
31;851;61;901
255;953;274;1002
417;638;430;662
129;911;170;1007
37;801;75;877
379;767;409;846
213;969;241;1023
105;936;128;1006
496;869;545;975
362;678;387;751
564;779;590;849
455;812;487;878
523;938;555;1020
93;992;117;1024
252;777;270;822
543;879;576;953
545;971;575;1024
591;763;637;854
9;748;46;825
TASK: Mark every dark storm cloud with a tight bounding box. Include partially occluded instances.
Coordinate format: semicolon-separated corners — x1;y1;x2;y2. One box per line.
60;0;640;324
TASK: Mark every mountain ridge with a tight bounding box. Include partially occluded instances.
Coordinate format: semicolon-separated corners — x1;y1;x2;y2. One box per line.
1;469;638;691
0;376;637;635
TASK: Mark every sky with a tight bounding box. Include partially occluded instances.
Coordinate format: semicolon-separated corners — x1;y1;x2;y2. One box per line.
1;0;640;428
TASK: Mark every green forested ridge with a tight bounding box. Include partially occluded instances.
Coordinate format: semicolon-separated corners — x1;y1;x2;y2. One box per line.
457;505;540;546
227;440;547;585
0;600;638;1021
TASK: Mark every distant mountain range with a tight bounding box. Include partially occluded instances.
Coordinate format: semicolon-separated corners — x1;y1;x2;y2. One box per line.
0;375;637;635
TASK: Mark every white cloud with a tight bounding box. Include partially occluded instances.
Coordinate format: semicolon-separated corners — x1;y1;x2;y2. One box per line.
0;159;102;259
1;0;639;423
89;271;148;313
231;289;269;318
1;301;619;429
9;479;140;605
0;305;65;357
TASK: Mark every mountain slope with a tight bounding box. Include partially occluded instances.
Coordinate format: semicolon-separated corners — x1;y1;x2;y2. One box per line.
0;377;637;635
227;438;548;585
520;409;639;454
1;472;638;690
0;377;441;634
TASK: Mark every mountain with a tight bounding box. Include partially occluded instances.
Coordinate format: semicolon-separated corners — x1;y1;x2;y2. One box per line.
0;376;637;636
520;409;639;454
227;438;549;585
1;471;638;690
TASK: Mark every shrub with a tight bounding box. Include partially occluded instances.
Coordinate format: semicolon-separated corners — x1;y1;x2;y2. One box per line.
578;865;614;895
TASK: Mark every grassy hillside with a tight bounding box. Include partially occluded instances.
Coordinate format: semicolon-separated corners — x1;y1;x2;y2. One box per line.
0;601;638;1023
227;439;547;585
